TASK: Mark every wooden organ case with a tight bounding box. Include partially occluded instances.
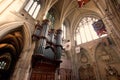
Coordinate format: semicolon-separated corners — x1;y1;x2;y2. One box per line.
31;19;62;80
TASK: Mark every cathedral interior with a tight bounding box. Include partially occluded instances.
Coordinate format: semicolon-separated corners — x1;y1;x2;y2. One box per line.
1;0;120;80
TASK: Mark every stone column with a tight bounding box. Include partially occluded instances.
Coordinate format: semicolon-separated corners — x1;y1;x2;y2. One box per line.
10;42;35;80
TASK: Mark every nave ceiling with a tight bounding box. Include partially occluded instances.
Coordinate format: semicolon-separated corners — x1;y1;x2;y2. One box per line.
37;0;103;30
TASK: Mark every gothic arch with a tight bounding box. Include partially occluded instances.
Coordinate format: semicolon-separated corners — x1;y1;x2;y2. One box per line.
0;21;32;80
77;48;92;67
78;48;96;80
73;10;101;31
0;22;32;50
74;12;101;31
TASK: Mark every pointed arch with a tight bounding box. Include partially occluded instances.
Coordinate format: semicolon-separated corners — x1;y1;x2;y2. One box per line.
78;48;96;80
0;21;32;79
77;48;92;66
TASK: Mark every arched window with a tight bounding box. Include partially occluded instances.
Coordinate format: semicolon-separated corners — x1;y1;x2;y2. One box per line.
0;55;11;71
62;24;66;40
75;16;107;45
46;10;55;29
24;0;41;19
0;61;7;70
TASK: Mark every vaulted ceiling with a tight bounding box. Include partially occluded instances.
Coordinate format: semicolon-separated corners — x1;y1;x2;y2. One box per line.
44;0;103;29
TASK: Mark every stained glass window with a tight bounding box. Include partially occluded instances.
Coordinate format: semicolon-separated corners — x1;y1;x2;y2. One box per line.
0;61;7;70
75;17;105;45
46;11;55;29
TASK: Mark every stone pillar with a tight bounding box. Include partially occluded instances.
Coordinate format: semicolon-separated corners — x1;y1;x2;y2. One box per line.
10;42;35;80
106;0;120;39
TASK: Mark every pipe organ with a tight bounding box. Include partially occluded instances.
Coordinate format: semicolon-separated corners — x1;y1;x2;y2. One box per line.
31;19;62;80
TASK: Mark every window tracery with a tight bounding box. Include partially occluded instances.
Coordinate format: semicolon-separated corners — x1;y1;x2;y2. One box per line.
46;10;55;29
75;16;107;45
24;0;41;19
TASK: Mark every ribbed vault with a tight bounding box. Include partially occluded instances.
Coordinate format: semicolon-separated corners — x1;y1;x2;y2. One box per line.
0;27;24;79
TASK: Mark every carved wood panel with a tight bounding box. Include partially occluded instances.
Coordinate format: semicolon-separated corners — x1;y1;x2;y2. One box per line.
59;68;72;80
30;60;57;80
31;71;55;80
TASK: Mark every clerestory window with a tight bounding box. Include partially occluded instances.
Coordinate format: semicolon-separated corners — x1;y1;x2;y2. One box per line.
62;24;66;40
75;17;107;45
24;0;41;19
46;10;55;29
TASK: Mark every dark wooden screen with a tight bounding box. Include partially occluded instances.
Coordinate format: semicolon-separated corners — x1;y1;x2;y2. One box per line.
59;68;72;80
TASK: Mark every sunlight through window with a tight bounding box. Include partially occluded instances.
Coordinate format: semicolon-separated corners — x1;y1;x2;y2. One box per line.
75;17;107;45
62;24;66;40
24;0;41;19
